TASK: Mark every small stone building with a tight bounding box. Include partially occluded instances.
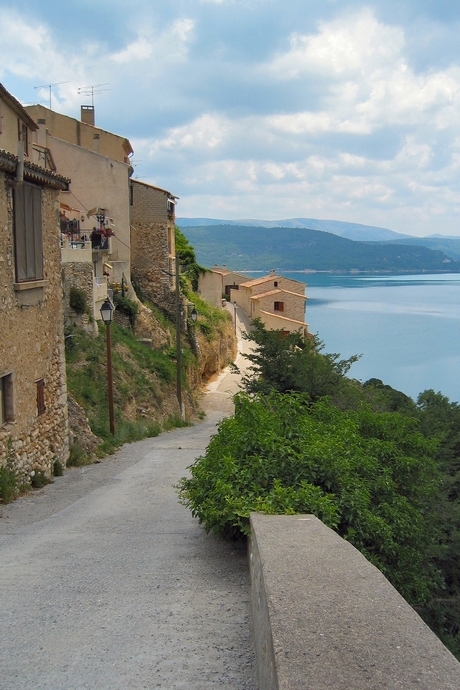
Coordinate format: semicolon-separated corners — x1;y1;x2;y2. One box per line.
0;84;70;477
231;271;310;337
198;265;249;308
130;179;177;314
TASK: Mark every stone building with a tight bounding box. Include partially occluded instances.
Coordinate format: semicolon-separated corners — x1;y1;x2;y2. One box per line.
130;179;178;314
231;271;310;337
25;104;134;315
198;265;249;308
0;84;70;477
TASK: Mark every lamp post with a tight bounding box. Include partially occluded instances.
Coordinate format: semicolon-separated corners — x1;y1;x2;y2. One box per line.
100;298;115;436
233;300;237;334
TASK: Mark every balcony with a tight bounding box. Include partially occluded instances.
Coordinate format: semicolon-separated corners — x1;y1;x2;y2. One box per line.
61;238;92;263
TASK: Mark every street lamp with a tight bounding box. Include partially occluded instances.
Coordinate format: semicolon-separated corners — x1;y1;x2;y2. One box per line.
190;307;198;323
233;300;237;334
100;299;115;436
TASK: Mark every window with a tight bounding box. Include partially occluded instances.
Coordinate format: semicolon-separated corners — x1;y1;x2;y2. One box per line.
274;301;284;312
274;281;278;287
36;379;46;416
18;118;29;156
0;373;14;425
13;182;44;282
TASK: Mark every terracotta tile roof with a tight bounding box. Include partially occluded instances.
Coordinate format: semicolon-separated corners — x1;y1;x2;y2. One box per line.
0;149;70;190
250;288;307;300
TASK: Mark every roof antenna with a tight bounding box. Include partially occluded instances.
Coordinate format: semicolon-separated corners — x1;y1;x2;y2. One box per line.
34;81;70;109
77;83;111;108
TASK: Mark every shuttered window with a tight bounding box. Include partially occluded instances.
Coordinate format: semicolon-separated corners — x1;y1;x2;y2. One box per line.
36;378;46;416
0;373;14;425
13;182;44;282
274;301;284;312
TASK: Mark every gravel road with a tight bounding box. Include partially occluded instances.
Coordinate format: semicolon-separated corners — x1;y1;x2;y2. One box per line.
0;306;257;689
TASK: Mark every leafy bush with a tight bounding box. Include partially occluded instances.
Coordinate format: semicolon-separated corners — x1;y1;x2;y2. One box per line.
0;464;19;503
52;458;64;476
69;286;88;314
30;471;53;489
177;391;440;604
234;318;360;401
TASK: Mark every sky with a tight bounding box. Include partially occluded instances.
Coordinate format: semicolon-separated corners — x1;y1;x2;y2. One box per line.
2;0;460;236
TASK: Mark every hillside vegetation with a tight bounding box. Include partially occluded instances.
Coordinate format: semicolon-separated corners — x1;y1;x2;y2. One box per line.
180;224;460;272
178;321;460;659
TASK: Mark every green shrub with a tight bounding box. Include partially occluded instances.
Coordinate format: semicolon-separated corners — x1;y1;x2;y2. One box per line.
69;286;88;314
30;471;53;489
177;391;441;604
0;464;18;503
52;458;64;476
67;442;93;467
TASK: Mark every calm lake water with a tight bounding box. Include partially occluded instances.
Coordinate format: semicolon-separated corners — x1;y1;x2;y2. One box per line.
252;272;460;403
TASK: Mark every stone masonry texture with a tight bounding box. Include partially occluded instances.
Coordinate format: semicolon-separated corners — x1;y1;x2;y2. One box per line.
0;172;69;478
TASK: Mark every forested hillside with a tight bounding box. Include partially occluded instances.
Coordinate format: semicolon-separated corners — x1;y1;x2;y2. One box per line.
179;224;460;272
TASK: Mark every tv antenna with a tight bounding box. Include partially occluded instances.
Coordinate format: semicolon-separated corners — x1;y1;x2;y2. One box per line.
77;83;111;107
34;81;70;109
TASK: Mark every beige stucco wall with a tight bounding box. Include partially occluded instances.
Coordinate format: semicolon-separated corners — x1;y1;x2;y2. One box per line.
0;172;69;477
130;179;176;314
26;105;132;163
198;268;249;308
0;92;36;159
47;135;131;284
253;290;306;323
258;310;309;337
198;271;223;308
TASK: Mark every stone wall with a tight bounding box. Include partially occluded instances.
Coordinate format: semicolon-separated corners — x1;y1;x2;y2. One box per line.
249;513;460;690
130;180;176;315
0;173;69;478
62;261;95;331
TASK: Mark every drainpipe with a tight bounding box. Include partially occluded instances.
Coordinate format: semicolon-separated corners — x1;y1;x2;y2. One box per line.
16;136;24;183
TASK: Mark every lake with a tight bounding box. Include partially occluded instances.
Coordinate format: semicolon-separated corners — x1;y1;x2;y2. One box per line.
263;272;460;403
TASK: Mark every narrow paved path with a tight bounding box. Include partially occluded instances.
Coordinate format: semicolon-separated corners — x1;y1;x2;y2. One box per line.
0;307;256;689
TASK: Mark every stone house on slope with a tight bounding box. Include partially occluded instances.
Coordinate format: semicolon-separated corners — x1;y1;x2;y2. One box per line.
25;104;134;324
0;84;70;476
130;179;178;314
198;265;249;308
231;271;310;337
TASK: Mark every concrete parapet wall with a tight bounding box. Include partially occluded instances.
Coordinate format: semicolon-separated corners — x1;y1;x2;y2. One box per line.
249;513;460;690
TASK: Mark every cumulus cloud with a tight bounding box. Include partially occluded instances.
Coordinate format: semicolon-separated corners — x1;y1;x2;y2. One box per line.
2;1;460;235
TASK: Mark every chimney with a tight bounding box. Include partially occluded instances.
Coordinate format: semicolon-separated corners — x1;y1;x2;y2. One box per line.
81;105;95;126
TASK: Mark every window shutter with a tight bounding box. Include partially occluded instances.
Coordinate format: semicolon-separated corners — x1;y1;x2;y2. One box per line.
14;184;27;282
14;182;43;282
36;379;46;416
31;185;43;279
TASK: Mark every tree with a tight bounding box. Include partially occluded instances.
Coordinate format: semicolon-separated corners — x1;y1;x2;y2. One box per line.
234;318;360;401
174;226;207;291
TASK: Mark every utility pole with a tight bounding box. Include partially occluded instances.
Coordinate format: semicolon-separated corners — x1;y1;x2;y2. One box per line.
175;253;185;421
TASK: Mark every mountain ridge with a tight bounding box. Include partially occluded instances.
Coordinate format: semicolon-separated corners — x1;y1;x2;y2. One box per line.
178;223;460;273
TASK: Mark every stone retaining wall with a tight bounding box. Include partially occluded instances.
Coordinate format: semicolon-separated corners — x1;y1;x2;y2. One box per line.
249;513;460;690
